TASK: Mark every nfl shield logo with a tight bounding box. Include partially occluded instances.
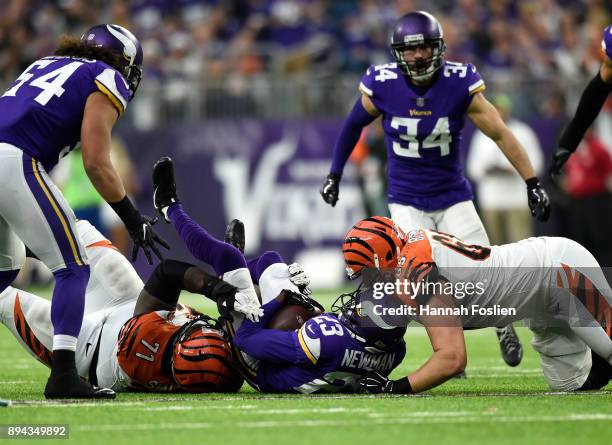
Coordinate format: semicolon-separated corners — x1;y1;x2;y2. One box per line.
416;97;425;107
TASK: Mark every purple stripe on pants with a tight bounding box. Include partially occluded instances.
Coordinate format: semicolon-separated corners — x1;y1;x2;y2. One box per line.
21;155;84;266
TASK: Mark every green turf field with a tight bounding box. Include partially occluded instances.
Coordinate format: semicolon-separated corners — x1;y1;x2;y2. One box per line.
1;288;610;445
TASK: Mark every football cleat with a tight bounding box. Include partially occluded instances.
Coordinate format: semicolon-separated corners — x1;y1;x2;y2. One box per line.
224;219;245;253
44;372;116;399
152;156;180;222
496;325;523;367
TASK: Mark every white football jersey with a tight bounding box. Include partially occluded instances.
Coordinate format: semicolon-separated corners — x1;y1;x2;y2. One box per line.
401;229;555;326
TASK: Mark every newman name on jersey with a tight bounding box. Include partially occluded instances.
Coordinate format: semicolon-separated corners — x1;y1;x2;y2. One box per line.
359;61;485;211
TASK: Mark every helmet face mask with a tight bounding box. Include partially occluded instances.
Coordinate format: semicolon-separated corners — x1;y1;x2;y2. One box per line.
171;316;242;392
81;24;144;96
389;11;446;82
391;39;445;81
332;281;407;352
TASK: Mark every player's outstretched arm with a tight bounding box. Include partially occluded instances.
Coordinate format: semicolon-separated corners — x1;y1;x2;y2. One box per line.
467;92;550;221
133;259;239;317
550;58;612;177
81;92;169;264
360;291;466;395
407;305;466;392
320;95;379;207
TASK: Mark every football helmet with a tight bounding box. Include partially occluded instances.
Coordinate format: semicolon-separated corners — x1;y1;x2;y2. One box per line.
343;216;407;280
390;11;446;81
332;282;407;352
171;317;243;392
81;24;143;95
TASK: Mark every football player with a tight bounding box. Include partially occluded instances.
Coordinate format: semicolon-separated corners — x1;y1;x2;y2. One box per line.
343;217;612;394
320;11;550;368
549;24;612;177
153;157;407;393
0;219;254;393
0;24;169;398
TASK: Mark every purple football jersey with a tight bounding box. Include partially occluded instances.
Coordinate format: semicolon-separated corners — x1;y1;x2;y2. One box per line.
359;61;486;211
0;56;131;171
603;25;612;61
234;301;406;393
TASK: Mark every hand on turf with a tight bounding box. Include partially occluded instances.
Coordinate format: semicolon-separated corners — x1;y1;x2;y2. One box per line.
320;173;341;207
288;262;312;295
128;215;170;264
359;371;393;394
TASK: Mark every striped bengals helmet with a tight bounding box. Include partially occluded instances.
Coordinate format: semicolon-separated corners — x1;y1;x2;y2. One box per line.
343;216;407;279
172;318;244;393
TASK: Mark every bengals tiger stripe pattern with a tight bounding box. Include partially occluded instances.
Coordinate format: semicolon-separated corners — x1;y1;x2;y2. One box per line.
343;216;407;279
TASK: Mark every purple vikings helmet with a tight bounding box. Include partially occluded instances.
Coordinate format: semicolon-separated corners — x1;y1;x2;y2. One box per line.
81;24;144;95
332;279;407;352
390;11;446;81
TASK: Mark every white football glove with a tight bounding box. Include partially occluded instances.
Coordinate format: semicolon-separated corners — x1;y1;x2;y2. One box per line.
234;290;264;322
288;262;312;295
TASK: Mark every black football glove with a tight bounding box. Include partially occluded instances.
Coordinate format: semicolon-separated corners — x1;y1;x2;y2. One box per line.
359;371;413;394
549;147;572;180
526;178;551;222
283;289;325;313
320;173;341;207
109;195;170;264
127;214;170;264
152;156;180;223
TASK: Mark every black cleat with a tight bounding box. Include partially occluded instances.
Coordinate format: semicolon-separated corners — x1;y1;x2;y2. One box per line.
44;372;116;399
496;325;523;367
224;219;245;253
152;156;180;222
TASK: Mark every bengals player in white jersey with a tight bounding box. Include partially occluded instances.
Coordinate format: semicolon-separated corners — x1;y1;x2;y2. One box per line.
343;217;612;394
0;220;250;393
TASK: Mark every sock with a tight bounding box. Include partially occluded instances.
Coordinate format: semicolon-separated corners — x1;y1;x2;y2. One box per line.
168;203;246;276
255;251;284;282
247;256;261;284
50;264;89;338
53;334;77;351
49;349;77;376
0;269;19;294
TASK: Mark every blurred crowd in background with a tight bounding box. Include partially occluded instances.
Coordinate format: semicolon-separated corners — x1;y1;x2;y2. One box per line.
1;0;611;122
1;0;611;284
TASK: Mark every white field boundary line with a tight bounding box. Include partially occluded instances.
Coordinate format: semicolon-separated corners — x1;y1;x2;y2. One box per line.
74;413;612;432
7;390;611;407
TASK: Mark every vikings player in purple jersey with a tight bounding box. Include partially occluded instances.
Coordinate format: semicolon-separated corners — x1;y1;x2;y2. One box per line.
0;25;168;399
152;157;405;393
320;11;551;368
550;24;612;176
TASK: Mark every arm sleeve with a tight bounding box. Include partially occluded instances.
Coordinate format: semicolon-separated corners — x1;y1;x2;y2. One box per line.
329;97;377;176
558;71;612;152
233;299;311;365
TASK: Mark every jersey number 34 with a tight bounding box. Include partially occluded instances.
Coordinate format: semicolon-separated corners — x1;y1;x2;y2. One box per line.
391;116;451;158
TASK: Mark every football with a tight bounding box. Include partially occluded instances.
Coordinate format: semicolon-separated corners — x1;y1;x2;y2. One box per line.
267;304;323;331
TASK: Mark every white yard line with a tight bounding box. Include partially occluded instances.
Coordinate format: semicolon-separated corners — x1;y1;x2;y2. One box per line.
7;390;611;407
74;413;612;432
